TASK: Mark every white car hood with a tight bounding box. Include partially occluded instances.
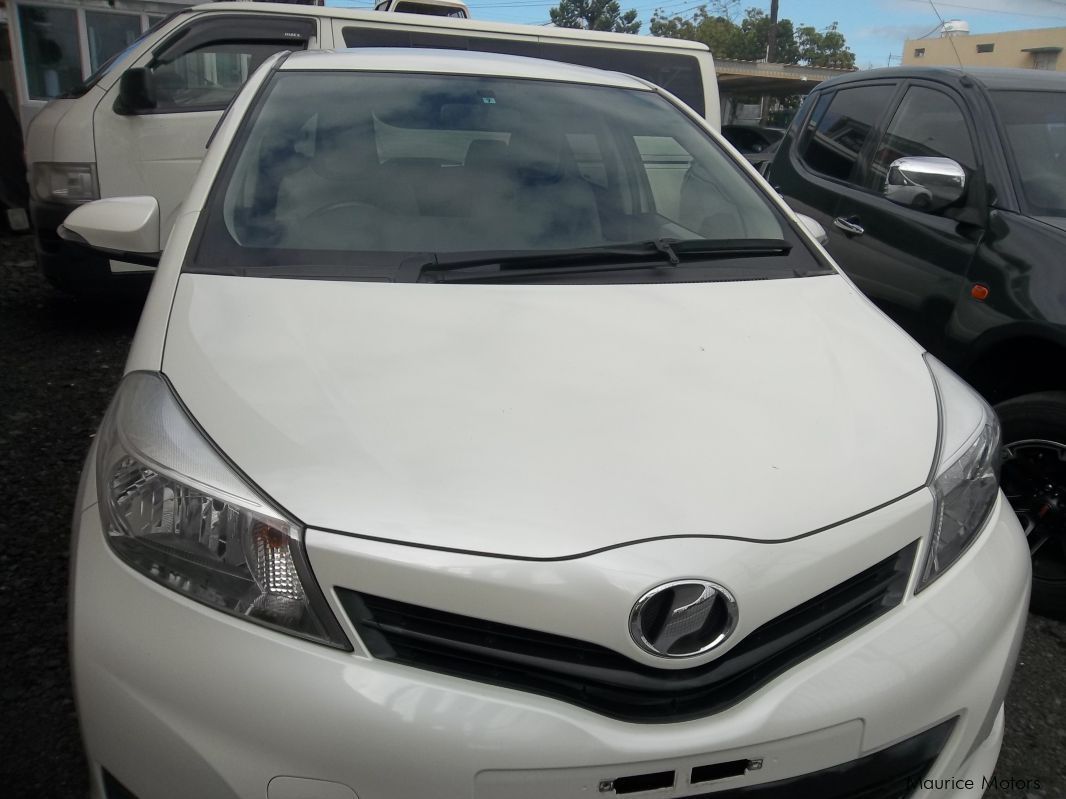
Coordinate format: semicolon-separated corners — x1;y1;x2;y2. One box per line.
162;272;936;558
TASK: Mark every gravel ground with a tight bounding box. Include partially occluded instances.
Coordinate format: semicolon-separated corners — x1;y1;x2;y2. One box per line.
0;233;1063;798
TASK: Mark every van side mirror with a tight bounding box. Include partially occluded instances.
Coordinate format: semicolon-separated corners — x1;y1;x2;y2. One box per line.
57;196;161;266
883;156;966;212
114;67;156;115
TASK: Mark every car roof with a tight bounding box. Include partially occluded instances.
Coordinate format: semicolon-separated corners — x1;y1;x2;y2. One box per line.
191;2;708;51
814;64;1066;92
280;47;653;91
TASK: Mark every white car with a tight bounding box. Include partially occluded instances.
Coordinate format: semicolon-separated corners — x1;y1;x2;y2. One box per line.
66;49;1029;799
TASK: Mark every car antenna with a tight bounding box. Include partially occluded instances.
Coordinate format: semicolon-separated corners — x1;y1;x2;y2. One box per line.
927;0;966;72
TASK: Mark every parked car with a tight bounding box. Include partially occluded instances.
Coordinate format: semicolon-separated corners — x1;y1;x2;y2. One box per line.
769;66;1066;619
63;48;1027;799
721;124;784;155
22;1;717;295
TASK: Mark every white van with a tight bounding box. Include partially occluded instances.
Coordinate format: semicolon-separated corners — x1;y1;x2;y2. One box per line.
23;1;717;293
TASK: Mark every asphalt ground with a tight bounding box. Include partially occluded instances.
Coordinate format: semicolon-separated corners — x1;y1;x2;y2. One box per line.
0;233;1063;798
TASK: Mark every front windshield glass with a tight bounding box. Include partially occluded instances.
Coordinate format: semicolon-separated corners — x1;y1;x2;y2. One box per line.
992;90;1066;217
197;70;803;282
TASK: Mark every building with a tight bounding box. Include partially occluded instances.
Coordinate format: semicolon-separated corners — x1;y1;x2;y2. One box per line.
904;21;1066;71
0;0;198;128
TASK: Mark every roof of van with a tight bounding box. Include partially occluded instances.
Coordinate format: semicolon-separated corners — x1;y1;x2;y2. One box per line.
190;2;710;52
280;47;653;89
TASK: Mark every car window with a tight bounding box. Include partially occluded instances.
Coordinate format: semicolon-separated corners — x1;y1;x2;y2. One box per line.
799;85;896;183
870;86;975;191
991;90;1066;217
194;71;811;282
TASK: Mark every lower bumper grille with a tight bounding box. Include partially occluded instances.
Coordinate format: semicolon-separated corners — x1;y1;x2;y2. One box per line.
338;541;917;722
687;718;954;799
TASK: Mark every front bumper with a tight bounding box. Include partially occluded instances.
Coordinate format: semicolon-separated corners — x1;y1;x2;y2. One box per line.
71;489;1028;799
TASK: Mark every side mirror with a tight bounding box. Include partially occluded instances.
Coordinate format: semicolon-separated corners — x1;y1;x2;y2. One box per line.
58;196;161;266
883;156;966;212
114;67;156;115
796;213;829;245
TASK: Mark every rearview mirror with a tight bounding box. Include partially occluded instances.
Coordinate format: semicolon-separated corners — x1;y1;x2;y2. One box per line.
883;156;966;212
58;196;161;266
114;67;156;115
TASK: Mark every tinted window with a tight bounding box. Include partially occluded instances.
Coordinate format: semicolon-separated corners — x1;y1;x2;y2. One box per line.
18;5;81;100
992;90;1066;216
799;85;896;183
198;71;794;281
341;27;706;117
871;86;975;187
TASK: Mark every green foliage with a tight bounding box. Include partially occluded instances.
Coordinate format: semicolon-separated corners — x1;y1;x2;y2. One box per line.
650;1;854;68
549;0;641;34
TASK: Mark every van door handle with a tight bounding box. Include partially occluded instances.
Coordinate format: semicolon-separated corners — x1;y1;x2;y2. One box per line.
833;216;865;236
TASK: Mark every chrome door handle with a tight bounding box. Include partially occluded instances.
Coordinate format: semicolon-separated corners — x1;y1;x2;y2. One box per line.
833;216;865;236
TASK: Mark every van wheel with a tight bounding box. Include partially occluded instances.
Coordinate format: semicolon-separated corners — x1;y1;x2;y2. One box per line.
996;391;1066;620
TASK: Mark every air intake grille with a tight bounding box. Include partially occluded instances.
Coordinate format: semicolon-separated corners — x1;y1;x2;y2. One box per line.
338;541;917;723
690;717;954;798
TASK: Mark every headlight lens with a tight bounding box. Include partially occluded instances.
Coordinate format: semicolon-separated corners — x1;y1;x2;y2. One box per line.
919;356;1002;590
95;371;349;648
31;162;98;203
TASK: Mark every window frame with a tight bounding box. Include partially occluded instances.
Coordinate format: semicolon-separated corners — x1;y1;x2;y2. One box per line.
10;0;161;103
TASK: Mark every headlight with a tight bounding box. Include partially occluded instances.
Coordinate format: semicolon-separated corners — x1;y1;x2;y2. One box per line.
31;162;98;203
918;356;1002;590
95;371;349;649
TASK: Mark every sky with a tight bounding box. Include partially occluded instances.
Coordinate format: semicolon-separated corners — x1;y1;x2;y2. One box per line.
325;0;1066;70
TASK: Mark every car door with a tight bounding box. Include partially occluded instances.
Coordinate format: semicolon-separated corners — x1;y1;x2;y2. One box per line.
93;13;319;254
773;81;899;247
824;81;985;358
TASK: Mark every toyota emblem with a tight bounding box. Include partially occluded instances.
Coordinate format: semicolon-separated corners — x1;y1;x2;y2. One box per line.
629;580;738;658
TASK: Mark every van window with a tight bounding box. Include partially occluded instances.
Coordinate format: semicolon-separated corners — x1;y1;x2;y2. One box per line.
799;85;895;183
151;42;294;111
18;5;81;99
340;26;706;117
147;16;315;112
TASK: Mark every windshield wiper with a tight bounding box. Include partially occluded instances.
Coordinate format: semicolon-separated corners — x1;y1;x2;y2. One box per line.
416;239;792;283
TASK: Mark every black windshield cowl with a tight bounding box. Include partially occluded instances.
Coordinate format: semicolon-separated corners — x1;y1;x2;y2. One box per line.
417;239;793;283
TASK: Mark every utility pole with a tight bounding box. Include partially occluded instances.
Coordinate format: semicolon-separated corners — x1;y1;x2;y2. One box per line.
767;0;780;62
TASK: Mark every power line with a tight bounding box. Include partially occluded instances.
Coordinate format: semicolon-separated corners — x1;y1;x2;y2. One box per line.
896;0;1066;21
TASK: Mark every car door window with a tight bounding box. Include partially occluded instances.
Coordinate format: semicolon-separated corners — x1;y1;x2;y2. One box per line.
148;17;315;112
798;85;896;183
870;86;975;191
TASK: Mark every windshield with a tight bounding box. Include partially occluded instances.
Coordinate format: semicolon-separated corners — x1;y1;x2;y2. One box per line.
194;70;809;283
992;90;1066;217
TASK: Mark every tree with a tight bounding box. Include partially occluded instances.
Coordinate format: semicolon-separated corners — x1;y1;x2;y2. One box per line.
796;22;856;69
549;0;641;34
651;3;853;68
